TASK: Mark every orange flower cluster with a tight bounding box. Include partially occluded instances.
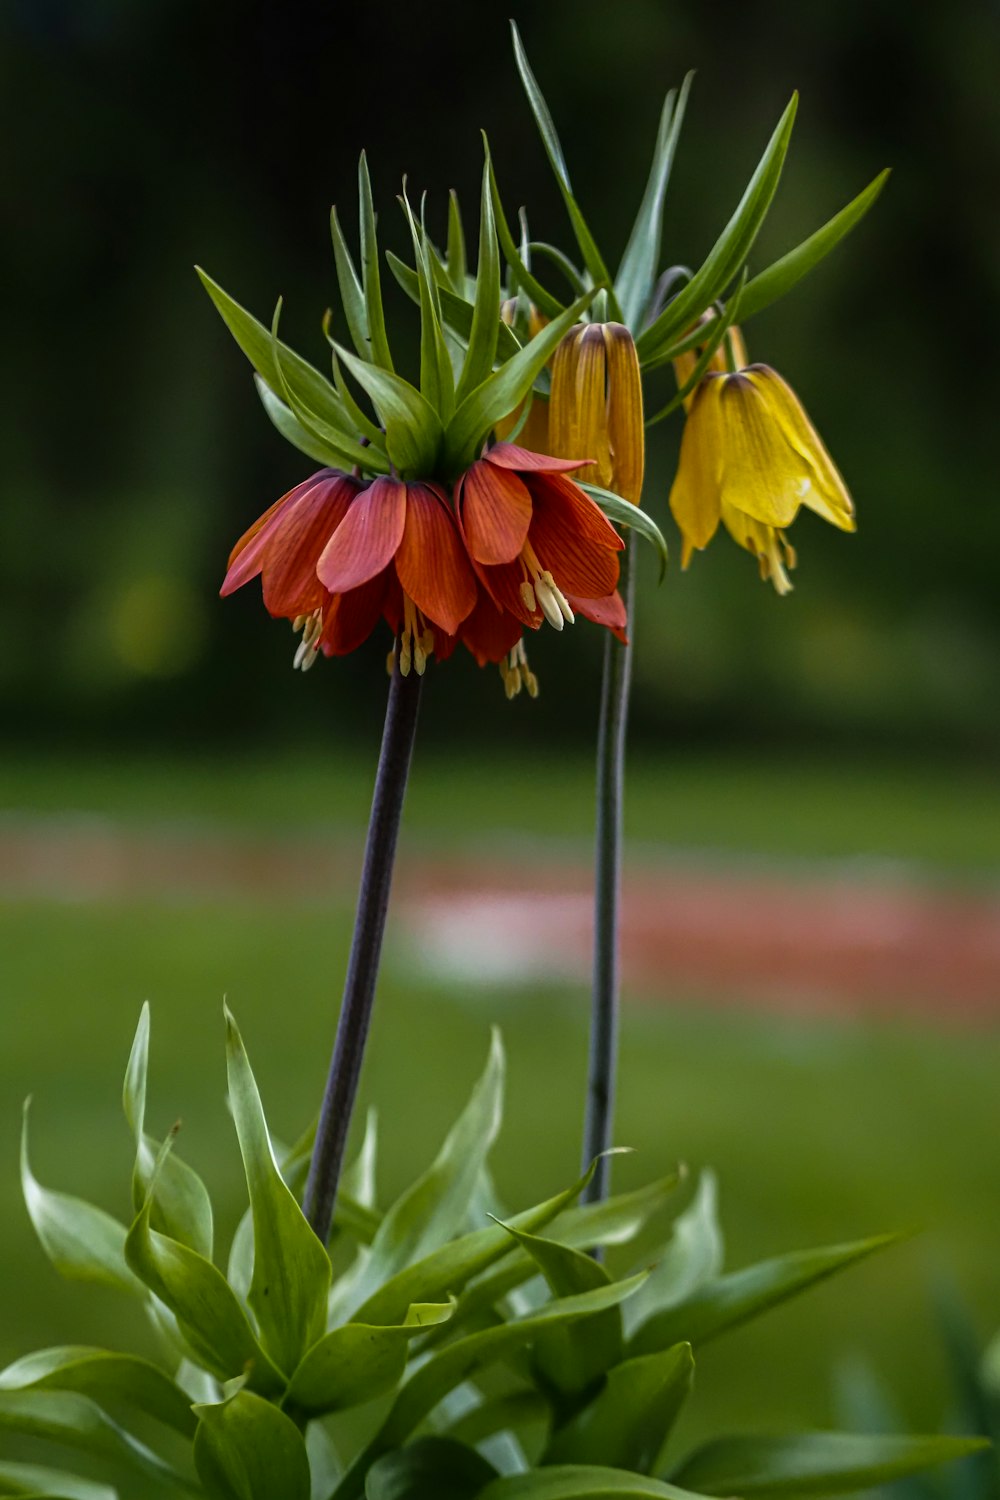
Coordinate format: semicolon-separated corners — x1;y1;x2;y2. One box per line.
222;444;625;697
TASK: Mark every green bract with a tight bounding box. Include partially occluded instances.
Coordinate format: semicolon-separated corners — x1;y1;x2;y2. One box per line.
197;156;600;485
2;1013;986;1499
423;23;887;383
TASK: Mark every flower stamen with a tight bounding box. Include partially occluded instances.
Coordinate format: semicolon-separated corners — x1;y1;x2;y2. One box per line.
292;607;323;672
520;540;575;632
499;638;540;700
398;595;433;677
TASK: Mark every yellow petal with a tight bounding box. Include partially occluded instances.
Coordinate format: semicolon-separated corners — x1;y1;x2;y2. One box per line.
548;324;612;487
602;322;645;505
744;366;855;532
721;500;796;596
716;372;814;529
668;376;724;553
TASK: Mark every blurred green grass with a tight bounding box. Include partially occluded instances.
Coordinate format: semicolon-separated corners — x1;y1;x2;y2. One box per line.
1;748;998;1479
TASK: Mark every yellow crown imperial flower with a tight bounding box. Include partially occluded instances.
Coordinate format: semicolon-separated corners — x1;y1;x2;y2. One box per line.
669;355;855;594
548;322;645;506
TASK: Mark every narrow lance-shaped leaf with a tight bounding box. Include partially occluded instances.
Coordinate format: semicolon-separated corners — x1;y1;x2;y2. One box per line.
737;168;890;323
255;377;357;469
497;1221;622;1398
333;342;442;476
387;252;522;363
635;94;798;364
352;1157;601;1330
444;287;597;471
510;22;622;319
224;1008;331;1377
196;268;370;463
628;1233;898;1358
0;1389;190;1492
359;151;395;371
545;1343;695;1472
337;1031;505;1321
0;1346;196;1438
399;186;455;422
330;204;369;363
194;1389;311;1500
485;142;566;320
123;1003;214;1260
479;1464;705;1500
645;269;749;428
21;1100;141;1297
284;1302;454;1417
332;1273;650;1500
446;189;468;293
455;162;502;405
124;1142;285;1394
670;1432;992;1498
615;74;693;331
579;484;669;581
0;1458;118;1500
625;1170;723;1335
269;302;386;473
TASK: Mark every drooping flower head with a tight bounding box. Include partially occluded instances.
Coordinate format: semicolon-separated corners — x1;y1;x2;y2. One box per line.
455;443;627;653
548;322;645;506
669;337;855;594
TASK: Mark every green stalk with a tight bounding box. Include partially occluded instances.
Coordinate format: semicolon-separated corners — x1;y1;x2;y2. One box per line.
304;661;423;1244
581;540;635;1205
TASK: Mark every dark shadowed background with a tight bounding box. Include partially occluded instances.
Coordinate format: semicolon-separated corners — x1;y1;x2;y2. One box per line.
2;5;1000;1492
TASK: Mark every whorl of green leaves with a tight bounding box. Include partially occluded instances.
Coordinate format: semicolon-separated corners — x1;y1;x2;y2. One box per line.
4;1009;986;1499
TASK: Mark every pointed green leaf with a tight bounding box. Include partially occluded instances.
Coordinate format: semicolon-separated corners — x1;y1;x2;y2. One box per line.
635;94;798;364
224;1009;331;1377
123;1005;214;1260
387;252;522;364
545;1343;694;1471
340;1031;504;1320
285;1303;453;1416
269;305;382;473
196;268;367;458
528;242;588;299
485;145;565;320
352;1159;598;1331
509;23;621;318
0;1390;187;1490
444;1168;683;1342
446;191;469;293
333;1274;649;1500
616;75;693;330
626;1171;722;1336
0;1347;195;1438
446;1390;550;1448
455;164;502;405
330;204;370;363
672;1432;991;1498
578;485;668;580
254;378;354;468
738;169;890;324
367;1438;498;1500
629;1233;897;1358
21;1101;140;1297
399;188;455;421
498;1222;620;1397
359;152;395;372
125;1176;284;1393
341;1108;378;1211
333;343;441;475
443;288;596;471
0;1460;117;1500
327;339;388;448
194;1389;310;1500
479;1465;702;1500
645;270;748;427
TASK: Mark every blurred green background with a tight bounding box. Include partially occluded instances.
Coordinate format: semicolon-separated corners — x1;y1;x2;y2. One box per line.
2;0;999;1489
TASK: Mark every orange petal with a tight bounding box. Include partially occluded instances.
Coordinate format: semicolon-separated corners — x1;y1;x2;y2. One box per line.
475;557;541;628
529;487;621;600
319;571;389;656
395;483;478;635
486;442;591;474
459;460;533;565
459;590;524;666
316;477;406;594
568;589;628;642
529;471;624;551
221;472;337;596
261;474;361;617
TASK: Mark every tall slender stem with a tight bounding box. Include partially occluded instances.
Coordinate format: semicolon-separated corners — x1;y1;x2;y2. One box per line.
581;541;635;1204
304;661;423;1244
